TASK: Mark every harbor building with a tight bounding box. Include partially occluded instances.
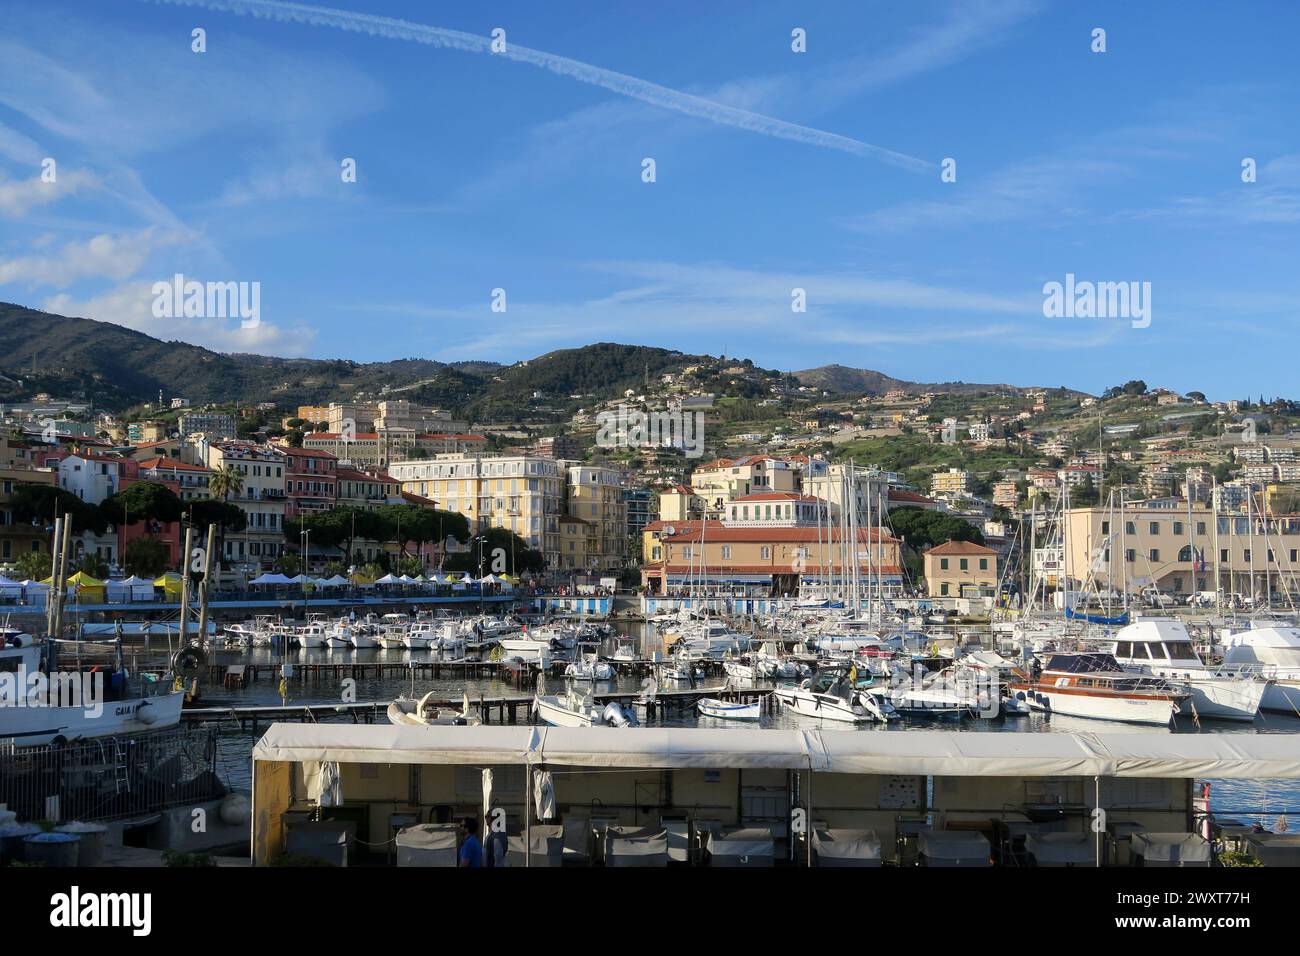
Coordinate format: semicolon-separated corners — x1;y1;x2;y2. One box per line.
924;540;1000;598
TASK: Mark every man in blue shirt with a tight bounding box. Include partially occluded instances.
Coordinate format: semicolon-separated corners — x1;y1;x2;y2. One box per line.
458;817;483;867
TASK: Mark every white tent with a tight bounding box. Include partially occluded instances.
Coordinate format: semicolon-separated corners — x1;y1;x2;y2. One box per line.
286;574;308;585
375;573;402;585
319;575;350;588
479;574;502;585
104;575;157;603
250;572;293;586
397;574;416;584
0;575;23;598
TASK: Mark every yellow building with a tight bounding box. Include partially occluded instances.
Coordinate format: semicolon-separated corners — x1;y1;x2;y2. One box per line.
566;464;627;571
387;454;565;567
923;541;998;598
689;455;801;519
1061;501;1300;599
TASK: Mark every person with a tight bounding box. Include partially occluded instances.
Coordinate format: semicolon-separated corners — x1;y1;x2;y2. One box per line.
483;813;508;868
458;816;483;867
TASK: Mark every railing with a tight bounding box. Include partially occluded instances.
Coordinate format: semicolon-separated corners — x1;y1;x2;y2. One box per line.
0;726;223;823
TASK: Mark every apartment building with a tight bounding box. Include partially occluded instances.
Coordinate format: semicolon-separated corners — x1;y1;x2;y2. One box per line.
689;455;801;519
802;461;892;520
724;492;831;528
388;454;565;566
992;480;1020;510
137;457;211;501
205;442;287;570
930;468;971;497
284;448;338;519
1062;499;1300;598
566;463;627;571
0;466;56;565
303;429;485;468
178;411;237;440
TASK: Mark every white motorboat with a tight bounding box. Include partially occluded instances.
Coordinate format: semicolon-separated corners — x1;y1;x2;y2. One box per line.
533;689;638;727
295;622;329;649
662;659;703;681
697;698;760;721
220;623;255;648
402;621;438;651
348;621;381;649
722;658;756;681
888;666;982;719
387;691;478;726
498;637;553;666
773;668;881;723
565;656;614;681
1219;623;1300;713
1106;619;1267;721
324;618;354;649
1010;653;1188;726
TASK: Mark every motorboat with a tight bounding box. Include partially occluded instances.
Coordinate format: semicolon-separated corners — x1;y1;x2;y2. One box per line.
1105;619;1267;721
565;656;614;681
697;697;760;721
387;691;478;726
220;623;256;648
295;622;329;649
887;665;983;719
772;667;891;723
533;688;638;727
1010;653;1188;726
722;657;756;681
1218;623;1300;713
402;621;438;651
324;618;354;649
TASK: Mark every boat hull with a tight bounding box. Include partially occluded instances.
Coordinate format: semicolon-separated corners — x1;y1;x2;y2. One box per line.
697;699;760;721
0;692;185;746
533;696;595;727
1013;684;1178;725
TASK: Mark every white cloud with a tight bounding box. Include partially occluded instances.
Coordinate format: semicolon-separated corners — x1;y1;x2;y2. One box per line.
0;229;180;288
43;280;316;355
0;169;98;218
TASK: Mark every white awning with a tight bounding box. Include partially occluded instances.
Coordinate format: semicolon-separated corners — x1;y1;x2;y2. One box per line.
251;725;1300;779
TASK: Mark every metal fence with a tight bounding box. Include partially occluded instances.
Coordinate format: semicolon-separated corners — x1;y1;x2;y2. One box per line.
0;727;224;823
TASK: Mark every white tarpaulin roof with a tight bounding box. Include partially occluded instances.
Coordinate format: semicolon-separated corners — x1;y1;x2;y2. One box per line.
250;573;292;585
252;725;1300;779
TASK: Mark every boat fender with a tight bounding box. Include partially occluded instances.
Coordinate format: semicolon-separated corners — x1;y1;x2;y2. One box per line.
172;645;207;680
219;793;251;826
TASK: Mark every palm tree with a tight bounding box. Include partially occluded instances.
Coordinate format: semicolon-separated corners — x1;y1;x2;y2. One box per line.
205;463;245;583
208;464;244;502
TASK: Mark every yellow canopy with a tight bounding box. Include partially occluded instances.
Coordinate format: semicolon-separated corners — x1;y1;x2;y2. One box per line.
154;572;183;596
66;571;107;601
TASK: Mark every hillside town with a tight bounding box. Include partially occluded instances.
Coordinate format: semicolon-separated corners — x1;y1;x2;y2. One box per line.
4;362;1299;610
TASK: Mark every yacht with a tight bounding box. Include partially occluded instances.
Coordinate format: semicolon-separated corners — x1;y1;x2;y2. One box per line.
565;656;614;681
1218;623;1300;713
1105;619;1267;721
295;621;329;649
1010;653;1189;726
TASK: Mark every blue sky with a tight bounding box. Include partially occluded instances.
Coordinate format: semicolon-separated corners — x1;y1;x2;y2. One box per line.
1;0;1297;399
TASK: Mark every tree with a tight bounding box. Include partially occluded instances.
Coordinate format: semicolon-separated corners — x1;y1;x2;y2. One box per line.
887;507;985;552
13;551;52;581
10;484;108;536
102;481;184;526
207;465;244;502
124;536;169;577
444;526;545;575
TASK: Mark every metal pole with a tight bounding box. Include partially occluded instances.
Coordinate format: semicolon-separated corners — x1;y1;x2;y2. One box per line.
197;524;216;658
524;764;532;868
1095;775;1102;867
806;769;814;867
178;526;194;646
46;515;62;638
52;519;73;645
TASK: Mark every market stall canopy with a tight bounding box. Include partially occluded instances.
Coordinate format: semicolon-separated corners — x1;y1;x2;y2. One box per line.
249;572;293;586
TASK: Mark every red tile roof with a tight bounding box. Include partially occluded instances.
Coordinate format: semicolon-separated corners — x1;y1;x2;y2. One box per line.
644;519;895;544
926;540;997;555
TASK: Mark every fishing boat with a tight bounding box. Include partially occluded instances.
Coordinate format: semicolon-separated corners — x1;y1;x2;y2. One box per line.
402;620;438;651
696;697;760;721
387;691;478;726
722;657;756;681
1106;619;1267;721
348;619;381;649
0;636;185;746
1010;653;1188;726
295;621;329;649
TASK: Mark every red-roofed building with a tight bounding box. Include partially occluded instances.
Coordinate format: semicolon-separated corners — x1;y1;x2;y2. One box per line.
640;519;901;595
923;539;999;598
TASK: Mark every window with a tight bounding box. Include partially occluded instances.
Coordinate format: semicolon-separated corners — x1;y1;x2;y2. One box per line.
1197;521;1207;535
940;582;949;595
760;546;771;560
1149;549;1159;561
721;546;731;559
1101;521;1110;535
1149;522;1160;535
1125;521;1136;535
979;558;988;570
1126;549;1135;563
1173;521;1183;536
940;558;949;571
1116;641;1132;658
1221;549;1229;563
959;558;969;571
1243;549;1252;562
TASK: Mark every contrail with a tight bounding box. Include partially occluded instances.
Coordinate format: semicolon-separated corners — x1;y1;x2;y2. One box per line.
142;0;931;172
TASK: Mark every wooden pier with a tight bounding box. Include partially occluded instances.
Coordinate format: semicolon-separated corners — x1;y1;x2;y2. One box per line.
181;685;774;734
